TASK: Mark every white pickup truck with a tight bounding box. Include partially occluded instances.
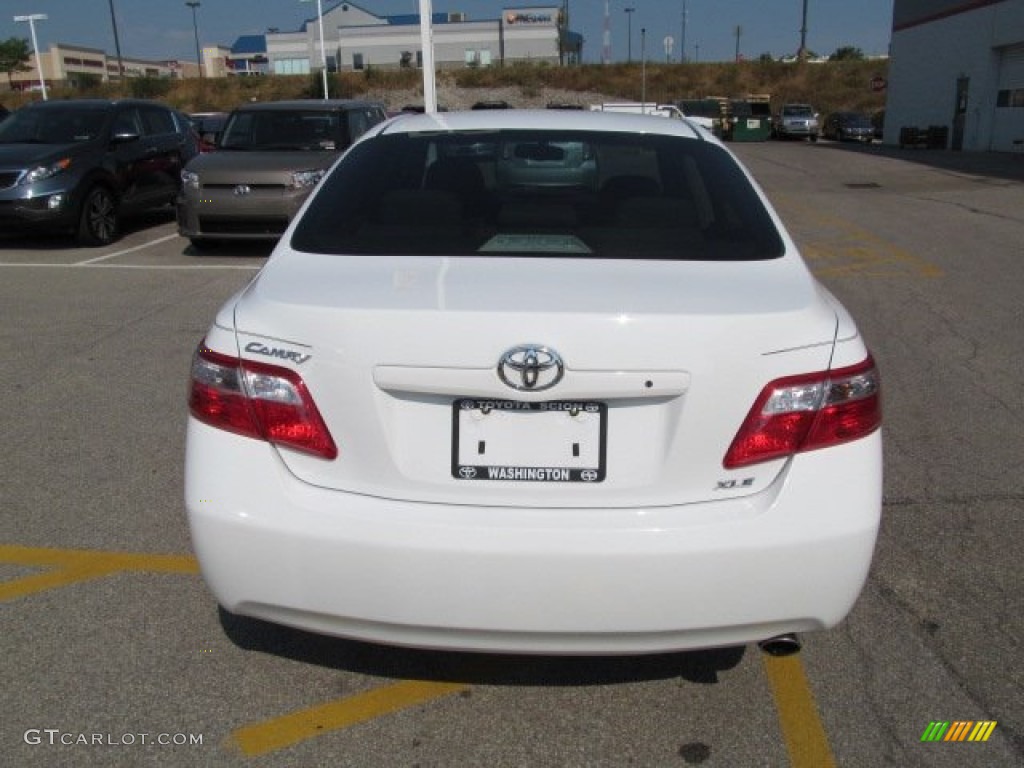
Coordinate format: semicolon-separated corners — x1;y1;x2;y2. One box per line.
589;102;715;133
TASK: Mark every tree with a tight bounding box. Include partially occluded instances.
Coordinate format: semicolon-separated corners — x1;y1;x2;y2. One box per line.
0;37;32;88
830;46;865;61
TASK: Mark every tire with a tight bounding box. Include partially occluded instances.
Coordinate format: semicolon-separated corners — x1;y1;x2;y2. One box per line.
189;237;221;253
77;186;119;246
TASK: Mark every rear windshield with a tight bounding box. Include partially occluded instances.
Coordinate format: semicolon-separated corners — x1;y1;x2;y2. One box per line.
291;129;784;261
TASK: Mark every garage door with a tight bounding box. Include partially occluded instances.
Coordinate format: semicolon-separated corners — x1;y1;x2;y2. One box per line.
991;42;1024;152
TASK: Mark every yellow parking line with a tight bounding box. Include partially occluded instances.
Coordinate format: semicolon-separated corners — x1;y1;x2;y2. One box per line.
773;195;944;278
3;543;838;764
764;654;837;768
231;680;468;757
0;545;198;601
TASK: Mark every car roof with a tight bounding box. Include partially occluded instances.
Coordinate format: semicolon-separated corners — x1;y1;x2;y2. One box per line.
232;99;384;113
20;98;166;110
378;109;711;141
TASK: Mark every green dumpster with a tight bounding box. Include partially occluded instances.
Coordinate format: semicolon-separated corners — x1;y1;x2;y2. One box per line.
726;100;772;142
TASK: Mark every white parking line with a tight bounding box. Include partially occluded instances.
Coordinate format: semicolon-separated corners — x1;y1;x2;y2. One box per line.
0;263;262;270
74;234;183;265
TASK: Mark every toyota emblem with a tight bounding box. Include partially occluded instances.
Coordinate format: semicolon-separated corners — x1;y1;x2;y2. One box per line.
498;345;564;391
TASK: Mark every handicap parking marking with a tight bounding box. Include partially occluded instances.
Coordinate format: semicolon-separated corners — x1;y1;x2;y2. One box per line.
773;195;944;279
4;542;839;766
230;655;838;764
230;680;469;757
0;544;198;601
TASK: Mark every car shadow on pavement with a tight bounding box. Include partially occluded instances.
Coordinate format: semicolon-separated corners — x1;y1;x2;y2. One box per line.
185;240;277;258
816;141;1024;184
218;607;746;686
0;207;178;251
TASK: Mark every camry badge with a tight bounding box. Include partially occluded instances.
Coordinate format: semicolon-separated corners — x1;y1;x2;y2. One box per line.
498;345;564;391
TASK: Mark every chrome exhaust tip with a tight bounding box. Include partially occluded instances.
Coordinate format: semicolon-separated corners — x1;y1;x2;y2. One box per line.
758;633;802;656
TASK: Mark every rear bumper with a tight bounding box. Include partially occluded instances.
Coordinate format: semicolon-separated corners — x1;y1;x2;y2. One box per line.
186;418;882;654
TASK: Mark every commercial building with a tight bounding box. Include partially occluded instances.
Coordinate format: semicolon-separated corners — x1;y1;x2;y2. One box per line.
885;0;1024;151
5;42;196;92
233;3;580;76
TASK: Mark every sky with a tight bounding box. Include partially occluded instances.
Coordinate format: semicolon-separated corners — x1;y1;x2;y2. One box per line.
1;1;894;65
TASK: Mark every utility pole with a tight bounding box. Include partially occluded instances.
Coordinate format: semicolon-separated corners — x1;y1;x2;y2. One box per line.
640;28;646;104
624;6;635;62
734;25;742;62
799;0;809;60
680;0;687;63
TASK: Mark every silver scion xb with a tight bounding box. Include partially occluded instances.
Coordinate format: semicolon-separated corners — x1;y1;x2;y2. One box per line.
176;99;386;251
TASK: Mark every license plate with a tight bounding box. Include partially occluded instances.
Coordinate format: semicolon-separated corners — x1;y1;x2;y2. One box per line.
452;398;606;482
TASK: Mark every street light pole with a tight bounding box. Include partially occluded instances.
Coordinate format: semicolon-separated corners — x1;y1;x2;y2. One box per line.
418;0;436;112
13;14;48;100
107;0;124;80
301;0;330;100
186;1;203;78
624;7;635;63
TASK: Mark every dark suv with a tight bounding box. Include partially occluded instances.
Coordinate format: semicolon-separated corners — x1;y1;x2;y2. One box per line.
0;99;197;245
176;99;387;250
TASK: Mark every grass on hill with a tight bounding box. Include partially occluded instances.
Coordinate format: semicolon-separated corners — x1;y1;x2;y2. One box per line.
1;59;889;117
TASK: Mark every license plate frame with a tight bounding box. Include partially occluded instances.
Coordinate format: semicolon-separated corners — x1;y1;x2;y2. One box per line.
451;398;606;483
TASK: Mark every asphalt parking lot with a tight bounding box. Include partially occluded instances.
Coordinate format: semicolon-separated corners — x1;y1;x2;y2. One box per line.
2;141;1022;767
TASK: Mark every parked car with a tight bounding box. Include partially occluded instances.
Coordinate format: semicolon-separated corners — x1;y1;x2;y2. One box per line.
189;111;229;152
186;109;883;656
872;109;886;141
823;111;875;142
0;98;197;245
176;99;387;250
772;103;820;141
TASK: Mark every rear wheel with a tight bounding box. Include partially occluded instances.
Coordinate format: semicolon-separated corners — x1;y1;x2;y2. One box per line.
77;186;119;246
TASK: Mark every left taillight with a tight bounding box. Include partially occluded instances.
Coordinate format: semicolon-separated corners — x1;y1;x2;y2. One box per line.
188;343;338;460
723;355;881;469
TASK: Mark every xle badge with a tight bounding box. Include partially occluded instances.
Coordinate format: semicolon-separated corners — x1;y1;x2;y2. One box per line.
716;478;755;491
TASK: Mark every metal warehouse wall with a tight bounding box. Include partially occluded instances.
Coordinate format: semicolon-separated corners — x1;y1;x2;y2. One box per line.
886;0;1024;151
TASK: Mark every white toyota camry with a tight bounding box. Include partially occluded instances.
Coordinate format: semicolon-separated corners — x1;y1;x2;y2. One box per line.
185;109;882;655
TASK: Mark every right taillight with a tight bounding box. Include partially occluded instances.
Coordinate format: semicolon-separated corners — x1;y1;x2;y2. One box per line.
723;355;880;468
188;343;337;460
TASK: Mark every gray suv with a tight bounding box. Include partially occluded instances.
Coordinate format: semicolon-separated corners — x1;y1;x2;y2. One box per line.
176;99;387;250
0;99;197;245
772;104;820;142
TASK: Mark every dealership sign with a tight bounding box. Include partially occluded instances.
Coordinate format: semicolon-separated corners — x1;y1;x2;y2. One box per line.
505;11;555;24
